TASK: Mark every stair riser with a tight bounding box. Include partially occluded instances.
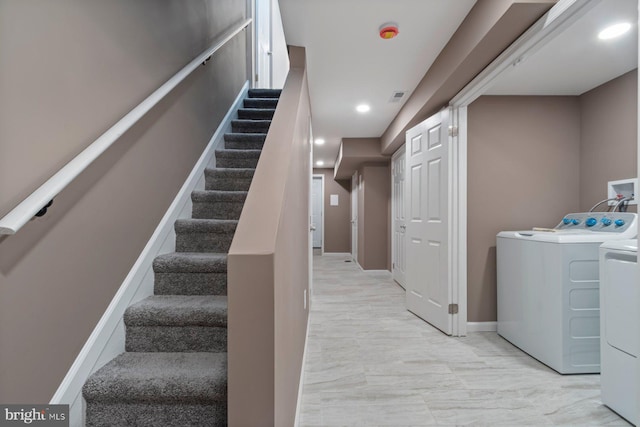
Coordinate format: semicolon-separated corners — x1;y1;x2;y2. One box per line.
154;273;227;296
238;109;275;120
192;201;244;220
205;177;253;191
176;232;234;253
216;157;259;169
85;402;226;427
231;122;270;134
126;326;226;353
224;140;264;150
248;89;281;98
243;99;277;109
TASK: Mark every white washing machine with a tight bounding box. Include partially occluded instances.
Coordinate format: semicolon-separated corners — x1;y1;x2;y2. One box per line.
497;212;637;374
599;239;637;425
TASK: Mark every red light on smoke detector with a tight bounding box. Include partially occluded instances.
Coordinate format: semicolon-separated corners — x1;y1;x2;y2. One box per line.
379;23;399;40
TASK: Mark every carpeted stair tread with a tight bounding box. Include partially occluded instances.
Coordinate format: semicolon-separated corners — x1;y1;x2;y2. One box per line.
248;88;281;98
238;108;275;120
223;133;267;143
124;295;227;327
83;352;227;404
154;252;227;274
243;98;278;109
231;119;271;134
192;190;248;202
205;167;255;179
215;149;262;159
175;218;238;233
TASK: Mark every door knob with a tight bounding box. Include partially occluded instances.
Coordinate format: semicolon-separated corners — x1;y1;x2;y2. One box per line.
310;225;316;231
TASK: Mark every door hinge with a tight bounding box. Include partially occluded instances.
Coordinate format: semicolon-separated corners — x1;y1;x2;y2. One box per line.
255;73;259;82
448;126;459;137
448;303;459;314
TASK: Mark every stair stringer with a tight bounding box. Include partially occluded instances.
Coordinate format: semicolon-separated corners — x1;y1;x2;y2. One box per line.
49;82;250;427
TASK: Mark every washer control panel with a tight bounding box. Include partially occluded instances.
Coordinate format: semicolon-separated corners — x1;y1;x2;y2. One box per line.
555;212;637;234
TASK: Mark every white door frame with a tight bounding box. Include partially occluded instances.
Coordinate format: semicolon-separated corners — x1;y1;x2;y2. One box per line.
312;174;325;254
447;0;600;336
391;145;406;288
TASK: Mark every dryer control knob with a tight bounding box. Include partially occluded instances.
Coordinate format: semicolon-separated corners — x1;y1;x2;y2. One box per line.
562;218;572;225
615;219;625;227
586;218;597;227
571;218;581;225
601;218;612;226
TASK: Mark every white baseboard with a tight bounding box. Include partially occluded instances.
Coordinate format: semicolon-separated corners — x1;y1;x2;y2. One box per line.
294;312;311;427
466;321;497;332
50;82;249;427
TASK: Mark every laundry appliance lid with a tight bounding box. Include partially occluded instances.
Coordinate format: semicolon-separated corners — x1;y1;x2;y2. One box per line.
600;239;638;252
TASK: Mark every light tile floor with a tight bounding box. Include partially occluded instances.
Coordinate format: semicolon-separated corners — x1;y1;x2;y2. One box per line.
298;253;631;426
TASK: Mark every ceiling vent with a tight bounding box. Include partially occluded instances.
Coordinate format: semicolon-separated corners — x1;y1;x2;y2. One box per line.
389;91;406;103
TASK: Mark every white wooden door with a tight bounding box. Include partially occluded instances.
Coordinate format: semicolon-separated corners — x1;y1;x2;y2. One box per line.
311;176;323;248
392;146;407;288
351;172;358;262
255;0;272;88
405;109;452;335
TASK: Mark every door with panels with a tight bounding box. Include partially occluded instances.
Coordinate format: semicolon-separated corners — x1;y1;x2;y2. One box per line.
405;108;453;335
392;146;407;288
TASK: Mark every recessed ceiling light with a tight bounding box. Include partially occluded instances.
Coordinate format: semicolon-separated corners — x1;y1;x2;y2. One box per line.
598;22;631;40
356;104;370;113
315;138;325;145
316;160;324;166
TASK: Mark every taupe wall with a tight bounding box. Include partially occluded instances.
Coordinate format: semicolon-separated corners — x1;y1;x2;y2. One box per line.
313;169;351;253
467;71;638;322
467;96;581;322
228;46;309;427
0;1;247;402
356;164;391;270
580;70;638;211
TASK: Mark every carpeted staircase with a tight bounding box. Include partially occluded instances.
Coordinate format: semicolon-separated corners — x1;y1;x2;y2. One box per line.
82;88;281;427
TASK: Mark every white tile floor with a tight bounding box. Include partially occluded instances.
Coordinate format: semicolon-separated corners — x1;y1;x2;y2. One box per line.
298;253;631;426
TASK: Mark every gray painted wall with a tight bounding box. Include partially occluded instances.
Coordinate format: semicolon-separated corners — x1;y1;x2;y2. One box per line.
0;0;247;402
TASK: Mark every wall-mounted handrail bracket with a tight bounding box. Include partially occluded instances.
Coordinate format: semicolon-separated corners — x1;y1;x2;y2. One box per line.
0;18;252;236
202;55;212;66
35;200;54;218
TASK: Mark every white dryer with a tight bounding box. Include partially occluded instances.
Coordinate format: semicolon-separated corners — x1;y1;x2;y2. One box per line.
497;212;637;374
599;239;637;425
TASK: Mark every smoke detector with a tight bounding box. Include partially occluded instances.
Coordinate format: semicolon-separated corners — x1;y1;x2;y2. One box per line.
379;22;399;40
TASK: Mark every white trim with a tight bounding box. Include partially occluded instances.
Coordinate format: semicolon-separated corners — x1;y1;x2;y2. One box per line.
390;145;406;289
49;82;250;427
448;0;600;339
293;308;312;427
0;19;251;236
312;174;325;254
320;252;352;256
466;322;498;333
450;106;468;337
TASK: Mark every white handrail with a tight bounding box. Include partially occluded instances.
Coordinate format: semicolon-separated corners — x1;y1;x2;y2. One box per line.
0;18;252;236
